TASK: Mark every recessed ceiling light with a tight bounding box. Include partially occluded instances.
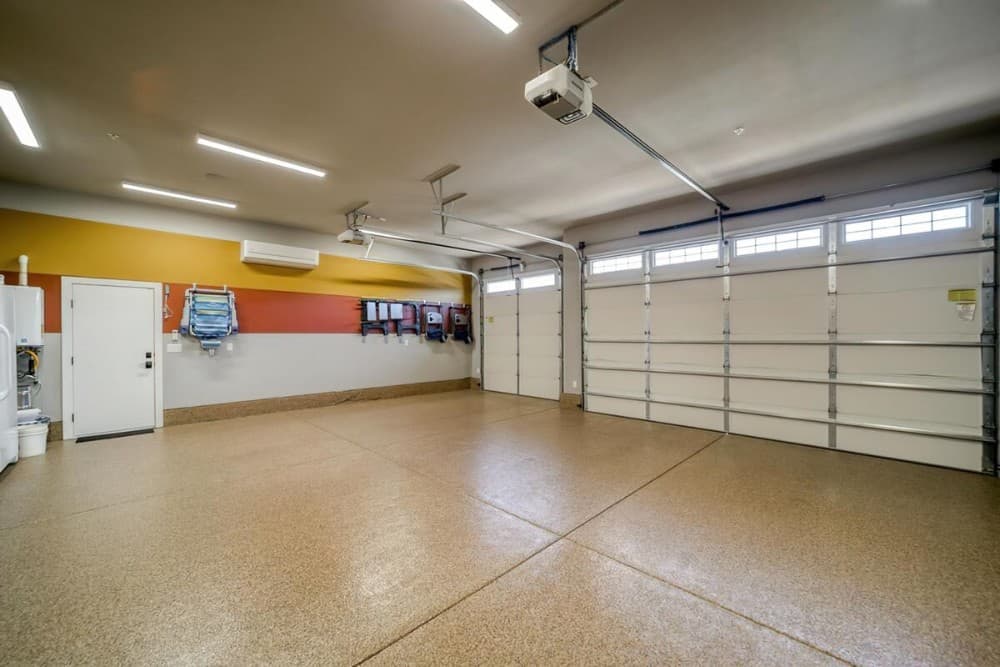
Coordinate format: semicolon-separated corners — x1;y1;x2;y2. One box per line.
122;182;237;209
732;126;746;136
461;0;520;34
0;83;39;148
196;134;326;178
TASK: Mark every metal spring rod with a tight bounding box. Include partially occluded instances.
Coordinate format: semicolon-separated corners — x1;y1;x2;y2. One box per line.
584;364;993;395
584;338;992;348
584;391;991;443
584;245;994;291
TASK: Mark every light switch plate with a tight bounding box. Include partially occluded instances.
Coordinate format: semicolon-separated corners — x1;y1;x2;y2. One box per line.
225;342;234;352
167;342;182;353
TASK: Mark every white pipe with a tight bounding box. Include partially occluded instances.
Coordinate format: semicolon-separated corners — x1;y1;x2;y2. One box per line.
17;255;28;286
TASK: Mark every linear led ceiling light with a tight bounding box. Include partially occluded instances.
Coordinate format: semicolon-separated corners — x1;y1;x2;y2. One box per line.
122;182;237;209
0;83;39;148
461;0;519;34
196;134;326;178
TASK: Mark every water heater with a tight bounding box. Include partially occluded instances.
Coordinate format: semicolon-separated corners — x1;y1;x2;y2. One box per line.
13;286;44;346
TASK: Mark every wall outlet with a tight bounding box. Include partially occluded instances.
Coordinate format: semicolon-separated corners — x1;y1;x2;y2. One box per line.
171;330;179;342
167;342;182;353
572;380;578;389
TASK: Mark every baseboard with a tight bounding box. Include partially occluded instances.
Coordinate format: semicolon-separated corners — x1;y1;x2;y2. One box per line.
560;392;582;409
47;421;63;442
163;377;474;428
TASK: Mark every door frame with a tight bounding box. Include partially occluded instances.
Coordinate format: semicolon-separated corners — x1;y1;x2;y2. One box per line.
61;276;164;439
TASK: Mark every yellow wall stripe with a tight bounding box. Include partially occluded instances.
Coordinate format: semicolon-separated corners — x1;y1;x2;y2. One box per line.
0;209;471;302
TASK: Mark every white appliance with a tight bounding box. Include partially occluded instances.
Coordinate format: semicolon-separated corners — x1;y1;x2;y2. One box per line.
240;240;319;269
0;286;18;469
12;286;44;346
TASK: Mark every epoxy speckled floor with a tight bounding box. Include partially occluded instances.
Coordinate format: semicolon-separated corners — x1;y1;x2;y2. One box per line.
1;390;998;665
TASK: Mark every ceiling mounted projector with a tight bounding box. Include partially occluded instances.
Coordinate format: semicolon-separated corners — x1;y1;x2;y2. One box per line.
337;228;371;245
525;64;594;125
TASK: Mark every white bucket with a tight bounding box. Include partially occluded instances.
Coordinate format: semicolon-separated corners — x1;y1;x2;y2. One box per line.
18;421;48;458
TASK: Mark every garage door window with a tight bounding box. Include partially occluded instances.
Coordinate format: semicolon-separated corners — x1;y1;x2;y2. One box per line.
591;254;643;275
843;204;969;243
520;272;557;290
654;242;718;266
486;278;516;294
734;227;823;257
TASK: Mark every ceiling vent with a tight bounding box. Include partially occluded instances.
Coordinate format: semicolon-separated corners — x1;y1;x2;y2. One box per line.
240;240;319;270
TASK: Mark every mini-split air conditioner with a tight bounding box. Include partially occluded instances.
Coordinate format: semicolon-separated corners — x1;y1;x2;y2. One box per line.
240;240;320;270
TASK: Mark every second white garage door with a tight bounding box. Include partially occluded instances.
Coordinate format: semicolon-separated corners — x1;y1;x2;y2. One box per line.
483;270;561;400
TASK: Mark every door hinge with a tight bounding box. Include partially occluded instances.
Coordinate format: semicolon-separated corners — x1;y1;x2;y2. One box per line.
71;413;75;423
70;356;74;366
70;298;74;308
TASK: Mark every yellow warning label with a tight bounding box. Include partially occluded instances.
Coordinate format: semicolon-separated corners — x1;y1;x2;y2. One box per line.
948;289;977;303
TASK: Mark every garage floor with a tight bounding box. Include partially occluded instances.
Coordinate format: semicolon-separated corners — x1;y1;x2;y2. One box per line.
1;390;998;665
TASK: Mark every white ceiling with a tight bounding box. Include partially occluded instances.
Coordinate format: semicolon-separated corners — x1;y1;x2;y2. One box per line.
1;0;999;250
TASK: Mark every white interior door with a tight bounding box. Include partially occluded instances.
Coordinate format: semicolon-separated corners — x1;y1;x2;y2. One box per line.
69;281;159;438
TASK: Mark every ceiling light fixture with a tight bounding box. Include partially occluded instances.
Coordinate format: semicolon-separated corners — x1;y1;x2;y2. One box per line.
196;134;326;178
460;0;519;34
0;83;39;148
122;182;237;209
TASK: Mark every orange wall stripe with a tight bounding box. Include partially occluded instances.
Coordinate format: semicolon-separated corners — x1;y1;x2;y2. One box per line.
0;208;471;302
2;273;471;335
163;283;363;334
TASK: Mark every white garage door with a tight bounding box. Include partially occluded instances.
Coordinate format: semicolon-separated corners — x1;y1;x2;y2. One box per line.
585;193;997;474
482;270;561;400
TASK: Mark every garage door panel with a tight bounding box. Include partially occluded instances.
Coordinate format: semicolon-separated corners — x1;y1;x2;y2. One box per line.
588;395;646;419
838;347;980;380
650;403;724;431
730;378;827;412
649;304;721;338
520;290;560;310
484;356;517;394
651;344;723;368
731;297;827;336
838;255;980;293
730;345;827;374
521;334;560;358
732;268;827;297
650;374;722;403
730;414;828;448
587;369;645;397
837;427;981;471
519;377;559;400
521;311;561;332
586;286;644;338
521;354;560;376
485;294;517;315
838;386;979;429
589;342;645;366
839;290;981;337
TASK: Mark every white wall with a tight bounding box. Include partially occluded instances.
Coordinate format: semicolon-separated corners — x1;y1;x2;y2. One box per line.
163;333;471;409
473;128;1000;395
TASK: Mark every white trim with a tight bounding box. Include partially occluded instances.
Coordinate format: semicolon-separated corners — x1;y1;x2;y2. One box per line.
61;276;164;439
